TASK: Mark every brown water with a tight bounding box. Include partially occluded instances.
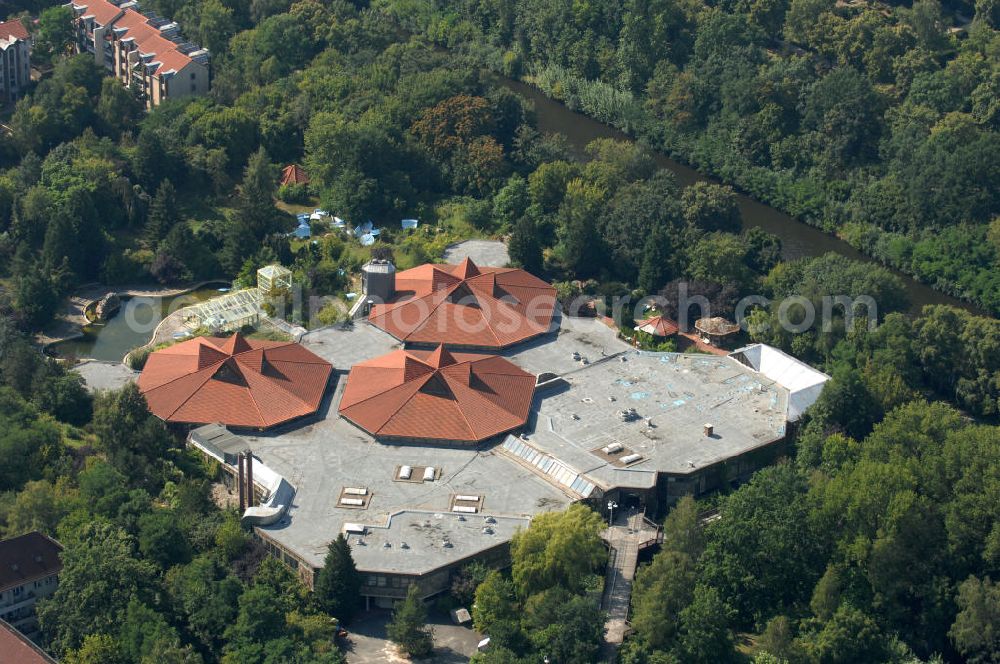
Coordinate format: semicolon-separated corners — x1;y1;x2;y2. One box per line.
503;79;979;315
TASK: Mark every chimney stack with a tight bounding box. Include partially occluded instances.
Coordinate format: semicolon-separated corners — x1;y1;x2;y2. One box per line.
237;451;246;511
245;449;254;508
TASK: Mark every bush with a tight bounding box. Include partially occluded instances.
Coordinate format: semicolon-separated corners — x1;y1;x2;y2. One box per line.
277;183;310;204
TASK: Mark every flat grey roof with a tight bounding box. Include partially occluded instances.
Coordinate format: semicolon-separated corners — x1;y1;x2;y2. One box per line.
299;321;400;371
240;329;570;574
502;318;789;490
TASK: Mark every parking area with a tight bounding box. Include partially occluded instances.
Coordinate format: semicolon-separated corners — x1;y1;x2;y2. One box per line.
342;610;481;664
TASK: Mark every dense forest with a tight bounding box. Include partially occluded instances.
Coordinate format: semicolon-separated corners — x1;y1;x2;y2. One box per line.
381;0;1000;314
0;0;998;662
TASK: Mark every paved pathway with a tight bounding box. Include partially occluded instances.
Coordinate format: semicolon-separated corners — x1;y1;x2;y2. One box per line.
601;511;662;654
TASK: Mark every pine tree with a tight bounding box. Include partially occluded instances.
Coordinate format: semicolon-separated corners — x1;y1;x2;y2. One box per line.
638;223;675;294
144;179;178;249
508;214;543;275
387;585;433;658
313;534;362;623
237;148;279;241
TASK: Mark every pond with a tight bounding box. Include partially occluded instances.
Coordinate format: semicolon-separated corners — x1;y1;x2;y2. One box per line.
51;285;227;362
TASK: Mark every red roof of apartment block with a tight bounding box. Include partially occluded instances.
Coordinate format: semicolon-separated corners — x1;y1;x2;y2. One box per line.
368;258;557;350
138;334;333;429
0;532;62;592
0;620;57;664
339;345;536;443
106;8;195;74
72;0;124;28
0;20;29;42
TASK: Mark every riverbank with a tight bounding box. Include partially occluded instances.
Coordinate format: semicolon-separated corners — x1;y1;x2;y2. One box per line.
497;76;985;317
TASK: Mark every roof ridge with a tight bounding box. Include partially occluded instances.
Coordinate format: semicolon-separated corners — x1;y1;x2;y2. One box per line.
373;375;435;434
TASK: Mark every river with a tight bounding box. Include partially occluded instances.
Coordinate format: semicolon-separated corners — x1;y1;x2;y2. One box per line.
502;79;978;315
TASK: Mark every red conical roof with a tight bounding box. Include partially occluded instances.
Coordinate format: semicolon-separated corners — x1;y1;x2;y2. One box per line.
369;260;557;350
339;347;536;444
137;335;333;429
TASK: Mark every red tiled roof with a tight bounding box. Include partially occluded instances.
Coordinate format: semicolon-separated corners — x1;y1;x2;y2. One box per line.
73;0;124;28
137;334;333;429
113;9;193;73
339;345;536;443
635;315;678;337
0;20;29;42
0;620;57;664
281;164;309;186
369;258;557;350
0;532;62;593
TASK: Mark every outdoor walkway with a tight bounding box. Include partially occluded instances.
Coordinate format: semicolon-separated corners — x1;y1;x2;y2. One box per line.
600;511;662;652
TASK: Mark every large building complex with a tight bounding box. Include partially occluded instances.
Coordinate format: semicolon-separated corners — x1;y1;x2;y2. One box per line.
0;532;63;642
0;20;30;104
67;0;209;107
159;259;827;606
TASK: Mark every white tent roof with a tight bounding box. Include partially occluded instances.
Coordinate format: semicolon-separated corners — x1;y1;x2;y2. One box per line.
729;344;830;422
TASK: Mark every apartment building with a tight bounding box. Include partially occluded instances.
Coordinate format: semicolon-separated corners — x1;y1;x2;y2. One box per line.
0;20;31;104
67;0;209;107
0;532;63;642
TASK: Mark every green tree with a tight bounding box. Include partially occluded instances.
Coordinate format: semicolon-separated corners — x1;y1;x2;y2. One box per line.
677;585;736;664
137;509;191;569
145;179;179;249
34;6;75;65
638;223;677;294
313;534;362;623
631;550;696;650
96;77;141;138
63;633;125;664
92;383;172;490
681;182;741;233
387;584;433;658
472;570;520;636
510;503;606;599
555;179;605;279
950;576;1000;664
508;213;543;275
37;522;157;655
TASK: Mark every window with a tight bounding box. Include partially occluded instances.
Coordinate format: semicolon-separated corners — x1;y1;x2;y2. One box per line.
190;72;196;80
367;575;377;586
377;576;387;587
12;586;21;597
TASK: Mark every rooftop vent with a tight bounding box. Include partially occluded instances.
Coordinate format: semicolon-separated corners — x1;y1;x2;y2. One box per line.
399;465;413;480
382;542;391;549
443;540;453;548
482;527;494;535
423;466;436;482
400;542;409;549
620;453;643;464
484;516;497;524
602;442;624;455
703;423;714;437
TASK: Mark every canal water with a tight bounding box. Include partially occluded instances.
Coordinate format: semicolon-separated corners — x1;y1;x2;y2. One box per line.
53;286;224;362
503;79;977;314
